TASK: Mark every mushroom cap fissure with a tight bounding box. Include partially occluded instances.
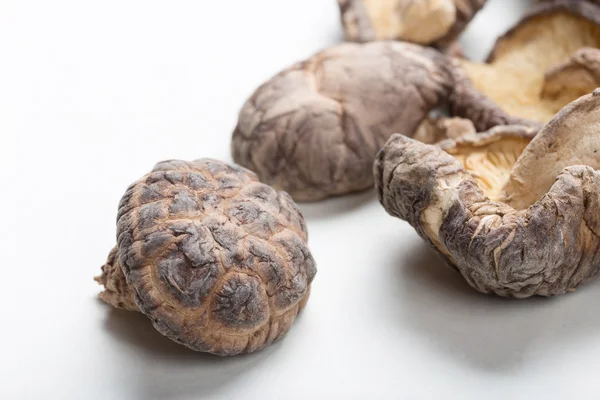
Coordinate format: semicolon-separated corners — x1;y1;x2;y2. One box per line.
211;273;270;331
114;159;316;355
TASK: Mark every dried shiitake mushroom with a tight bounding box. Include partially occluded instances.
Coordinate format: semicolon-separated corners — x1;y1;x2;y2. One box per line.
375;91;600;297
232;41;526;202
95;159;317;355
460;0;600;123
337;0;486;50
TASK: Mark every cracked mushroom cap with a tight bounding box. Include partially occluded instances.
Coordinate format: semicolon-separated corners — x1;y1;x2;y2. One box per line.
232;41;526;202
374;91;600;298
96;159;317;355
460;0;600;123
337;0;486;50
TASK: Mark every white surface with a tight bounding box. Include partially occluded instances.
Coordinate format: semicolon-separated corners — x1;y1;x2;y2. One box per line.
5;0;600;399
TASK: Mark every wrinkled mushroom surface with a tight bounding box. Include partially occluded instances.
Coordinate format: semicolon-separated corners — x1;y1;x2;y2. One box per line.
375;92;600;297
460;0;600;122
232;41;525;202
96;159;317;355
338;0;486;49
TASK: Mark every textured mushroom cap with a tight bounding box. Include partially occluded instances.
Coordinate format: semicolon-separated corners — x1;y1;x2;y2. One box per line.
98;159;317;355
232;41;525;202
460;0;600;123
338;0;486;49
503;88;600;209
374;93;600;297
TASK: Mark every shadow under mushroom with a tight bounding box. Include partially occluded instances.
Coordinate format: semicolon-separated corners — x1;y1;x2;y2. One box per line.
298;189;376;222
101;305;277;399
388;240;600;371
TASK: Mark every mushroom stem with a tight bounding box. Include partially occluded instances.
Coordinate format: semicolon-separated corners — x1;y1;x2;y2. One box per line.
95;247;139;312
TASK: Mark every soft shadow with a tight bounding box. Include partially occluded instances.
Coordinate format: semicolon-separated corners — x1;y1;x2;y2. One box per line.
103;305;276;399
103;307;209;359
392;242;600;371
298;189;376;221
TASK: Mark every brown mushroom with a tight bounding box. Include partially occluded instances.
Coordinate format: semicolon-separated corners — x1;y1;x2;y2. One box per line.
95;247;137;311
95;159;317;355
460;0;600;123
337;0;487;50
374;91;600;298
232;41;526;202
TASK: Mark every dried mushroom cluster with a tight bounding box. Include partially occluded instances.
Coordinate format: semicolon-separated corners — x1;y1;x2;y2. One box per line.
232;0;600;201
97;0;600;356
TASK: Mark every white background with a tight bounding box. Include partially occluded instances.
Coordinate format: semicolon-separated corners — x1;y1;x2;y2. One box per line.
5;0;600;398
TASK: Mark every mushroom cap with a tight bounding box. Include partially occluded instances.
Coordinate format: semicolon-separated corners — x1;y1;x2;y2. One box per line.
232;41;457;202
374;92;600;298
459;0;600;123
337;0;486;50
113;159;317;355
